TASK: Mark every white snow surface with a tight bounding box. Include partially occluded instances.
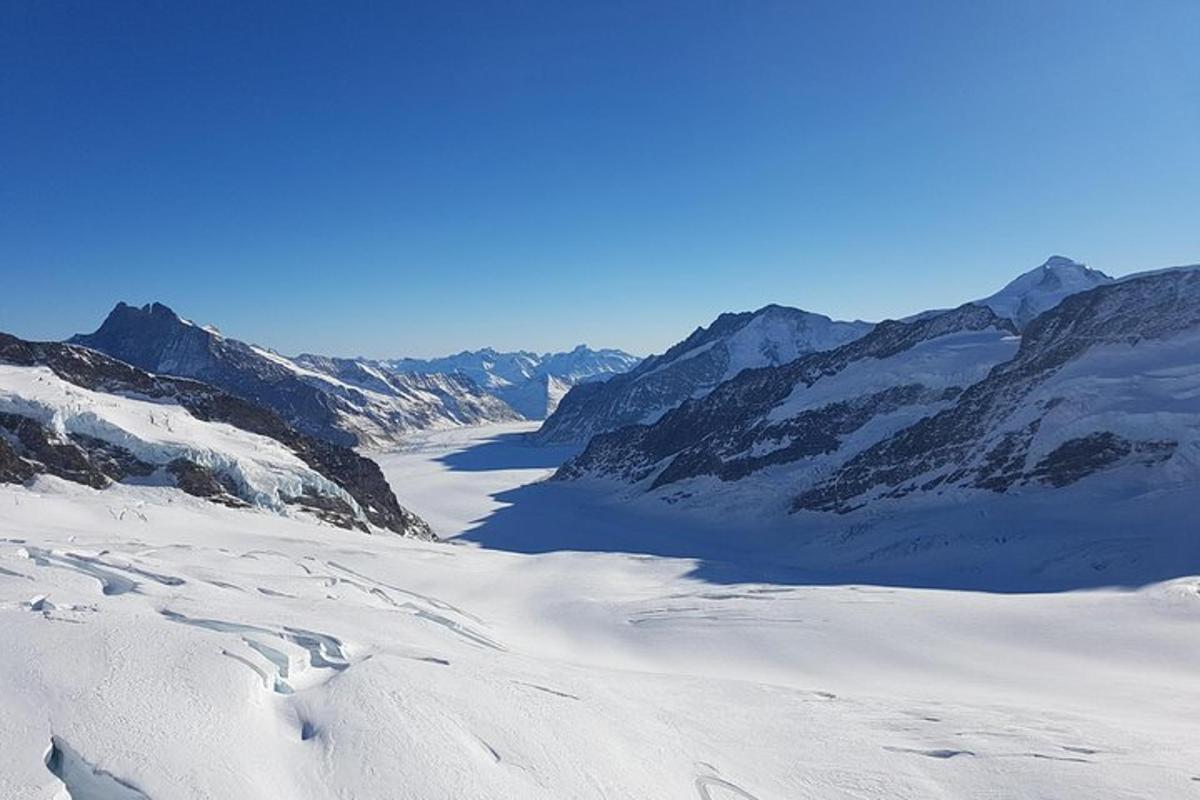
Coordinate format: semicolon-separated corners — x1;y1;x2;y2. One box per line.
769;328;1020;421
0;364;360;517
719;307;870;382
976;256;1112;329
2;422;1198;798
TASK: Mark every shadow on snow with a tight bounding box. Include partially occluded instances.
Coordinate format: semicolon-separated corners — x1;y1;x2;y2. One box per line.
435;431;580;472
444;436;1200;594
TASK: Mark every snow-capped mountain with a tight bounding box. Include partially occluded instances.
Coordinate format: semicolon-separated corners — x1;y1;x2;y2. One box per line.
558;304;1017;491
555;265;1200;521
0;332;432;537
975;255;1112;329
383;345;640;420
70;303;519;448
535;305;873;443
796;266;1200;512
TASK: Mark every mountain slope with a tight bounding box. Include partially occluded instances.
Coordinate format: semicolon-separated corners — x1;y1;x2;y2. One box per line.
289;353;520;439
384;345;640;419
554;267;1200;521
0;333;432;537
557;304;1017;494
535;305;872;443
795;266;1200;512
71;303;518;447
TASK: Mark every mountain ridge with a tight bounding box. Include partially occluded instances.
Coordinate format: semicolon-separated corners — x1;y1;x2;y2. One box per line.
535;305;874;444
70;302;520;447
552;263;1200;525
381;345;640;419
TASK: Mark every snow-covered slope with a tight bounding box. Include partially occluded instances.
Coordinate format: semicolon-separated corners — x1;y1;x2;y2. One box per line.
975;255;1112;329
2;424;1197;799
384;345;640;420
0;364;358;511
556;266;1200;522
536;305;873;444
0;333;431;538
70;303;519;447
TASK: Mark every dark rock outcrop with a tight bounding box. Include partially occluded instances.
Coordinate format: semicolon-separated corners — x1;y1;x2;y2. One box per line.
0;412;156;489
166;459;246;506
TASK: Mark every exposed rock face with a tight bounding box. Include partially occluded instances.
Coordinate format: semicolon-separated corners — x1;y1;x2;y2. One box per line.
0;436;37;484
0;408;159;489
167;458;247;506
537;305;873;444
0;333;433;538
70;303;518;447
1028;433;1176;489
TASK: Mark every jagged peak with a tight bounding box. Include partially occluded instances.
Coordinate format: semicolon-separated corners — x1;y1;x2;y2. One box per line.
107;300;182;319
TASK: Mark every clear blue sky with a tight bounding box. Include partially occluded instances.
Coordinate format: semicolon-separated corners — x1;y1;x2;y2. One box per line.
2;1;1197;357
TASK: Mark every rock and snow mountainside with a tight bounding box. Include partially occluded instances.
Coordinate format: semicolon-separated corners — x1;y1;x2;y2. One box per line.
384;345;640;420
0;333;432;538
559;305;1017;490
795;267;1200;512
535;305;873;443
974;255;1113;329
286;353;521;437
557;266;1200;520
70;303;518;447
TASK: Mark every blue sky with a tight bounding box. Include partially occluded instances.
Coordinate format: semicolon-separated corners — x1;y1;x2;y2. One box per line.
2;1;1197;357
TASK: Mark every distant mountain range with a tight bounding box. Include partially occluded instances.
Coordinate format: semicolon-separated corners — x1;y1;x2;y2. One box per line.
381;345;641;419
4;253;1192;538
552;257;1200;522
68;303;640;446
